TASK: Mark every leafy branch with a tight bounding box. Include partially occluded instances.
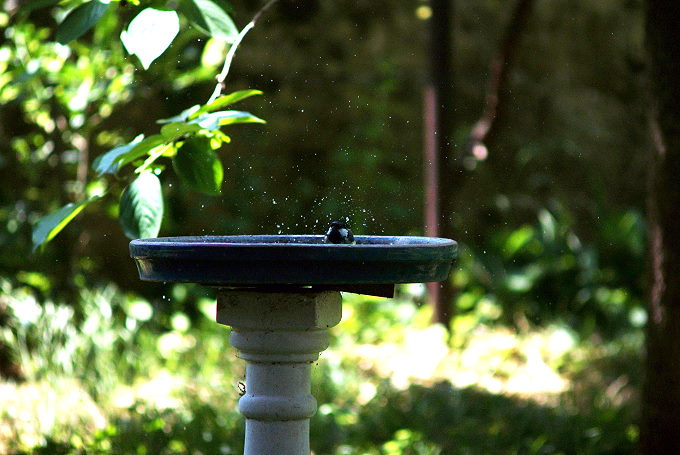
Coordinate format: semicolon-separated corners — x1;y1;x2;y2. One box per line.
31;0;278;251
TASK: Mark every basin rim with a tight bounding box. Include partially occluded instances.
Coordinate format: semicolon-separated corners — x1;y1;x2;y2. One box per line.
129;235;457;286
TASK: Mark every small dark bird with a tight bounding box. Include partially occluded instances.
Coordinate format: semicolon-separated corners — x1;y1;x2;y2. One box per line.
324;221;355;244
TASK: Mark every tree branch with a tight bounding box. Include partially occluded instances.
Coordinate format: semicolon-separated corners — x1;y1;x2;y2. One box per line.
468;0;535;156
207;0;280;104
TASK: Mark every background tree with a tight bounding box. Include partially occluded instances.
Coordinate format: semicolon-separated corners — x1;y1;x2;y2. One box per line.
641;0;680;452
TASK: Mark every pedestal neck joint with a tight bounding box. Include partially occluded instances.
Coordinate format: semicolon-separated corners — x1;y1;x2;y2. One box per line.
216;290;343;455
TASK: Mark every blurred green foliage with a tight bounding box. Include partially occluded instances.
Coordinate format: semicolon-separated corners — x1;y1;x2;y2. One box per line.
0;0;648;301
454;207;645;339
1;283;641;454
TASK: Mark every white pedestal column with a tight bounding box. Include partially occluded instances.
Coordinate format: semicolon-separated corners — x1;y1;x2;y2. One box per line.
216;289;343;455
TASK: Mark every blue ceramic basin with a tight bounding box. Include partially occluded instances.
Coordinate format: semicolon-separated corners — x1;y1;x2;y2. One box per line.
130;235;457;287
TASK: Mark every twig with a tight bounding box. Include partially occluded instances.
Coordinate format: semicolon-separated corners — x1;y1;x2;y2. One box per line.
207;0;280;104
468;0;535;155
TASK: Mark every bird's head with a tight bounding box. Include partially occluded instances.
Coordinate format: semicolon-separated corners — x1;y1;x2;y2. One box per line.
324;220;355;244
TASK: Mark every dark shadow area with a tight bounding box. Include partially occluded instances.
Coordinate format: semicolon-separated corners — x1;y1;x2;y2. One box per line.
313;379;638;455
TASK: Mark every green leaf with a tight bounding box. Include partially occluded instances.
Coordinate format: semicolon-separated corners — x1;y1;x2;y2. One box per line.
32;196;100;251
56;1;110;45
180;0;238;42
157;105;201;124
119;172;164;239
504;226;535;257
19;0;62;14
120;8;179;69
191;110;266;130
160;122;201;141
173;136;223;195
92;134;145;175
116;134;168;167
189;90;263;119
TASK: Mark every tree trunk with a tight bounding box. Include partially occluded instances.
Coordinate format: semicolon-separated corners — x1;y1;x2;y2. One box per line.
641;0;680;453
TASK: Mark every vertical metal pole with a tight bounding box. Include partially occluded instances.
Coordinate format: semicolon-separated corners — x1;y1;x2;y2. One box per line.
424;0;454;325
424;86;443;315
423;86;440;239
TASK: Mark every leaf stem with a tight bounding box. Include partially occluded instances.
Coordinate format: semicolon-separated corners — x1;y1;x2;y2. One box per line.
207;0;279;104
135;143;174;174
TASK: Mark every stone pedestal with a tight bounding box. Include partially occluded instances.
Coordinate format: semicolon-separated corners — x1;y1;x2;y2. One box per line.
217;289;343;455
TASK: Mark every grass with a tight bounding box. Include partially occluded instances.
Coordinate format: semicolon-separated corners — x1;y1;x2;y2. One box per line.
0;280;641;454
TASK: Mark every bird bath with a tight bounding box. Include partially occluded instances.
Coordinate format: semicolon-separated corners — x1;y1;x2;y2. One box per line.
130;234;457;455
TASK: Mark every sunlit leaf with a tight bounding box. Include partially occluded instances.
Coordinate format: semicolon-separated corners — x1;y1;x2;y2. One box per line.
201;37;228;66
92;134;145;175
211;130;232;144
173;136;223;195
538;209;556;243
504;226;534;257
189;89;263;119
506;273;535;292
119;172;163;239
56;0;110;44
116;135;167;167
120;8;179;69
32;196;101;251
208;130;231;149
157;105;201;124
160;122;201;141
191;110;265;130
180;0;238;42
